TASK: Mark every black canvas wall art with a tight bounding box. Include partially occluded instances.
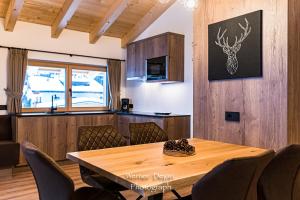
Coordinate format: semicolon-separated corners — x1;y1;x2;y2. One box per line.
208;10;263;81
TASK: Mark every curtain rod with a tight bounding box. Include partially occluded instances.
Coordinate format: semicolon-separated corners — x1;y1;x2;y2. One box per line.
0;45;126;62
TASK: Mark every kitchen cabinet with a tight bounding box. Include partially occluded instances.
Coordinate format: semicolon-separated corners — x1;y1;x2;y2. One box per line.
16;117;48;165
117;114;190;142
16;114;116;165
126;43;136;78
134;41;146;78
145;33;168;59
126;32;184;82
47;116;68;161
15;112;190;165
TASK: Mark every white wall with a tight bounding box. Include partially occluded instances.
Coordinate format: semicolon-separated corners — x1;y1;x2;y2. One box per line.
125;1;194;136
0;19;125;114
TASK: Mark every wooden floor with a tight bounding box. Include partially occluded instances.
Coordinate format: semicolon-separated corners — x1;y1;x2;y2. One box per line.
0;164;191;200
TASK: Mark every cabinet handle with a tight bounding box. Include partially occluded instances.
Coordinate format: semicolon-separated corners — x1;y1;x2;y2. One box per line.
69;89;72;97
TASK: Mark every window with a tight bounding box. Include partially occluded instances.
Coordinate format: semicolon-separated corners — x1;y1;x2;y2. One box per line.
71;68;107;108
22;60;108;112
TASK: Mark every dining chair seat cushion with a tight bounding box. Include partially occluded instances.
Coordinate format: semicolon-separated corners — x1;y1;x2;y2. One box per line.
129;122;168;145
72;187;119;200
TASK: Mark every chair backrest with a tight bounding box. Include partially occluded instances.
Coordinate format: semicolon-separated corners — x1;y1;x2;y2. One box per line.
77;125;127;151
21;142;74;200
258;145;300;200
129;122;168;145
0;115;12;141
192;150;275;200
77;125;128;179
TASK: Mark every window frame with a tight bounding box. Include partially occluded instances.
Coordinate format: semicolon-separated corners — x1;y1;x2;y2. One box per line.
22;60;109;113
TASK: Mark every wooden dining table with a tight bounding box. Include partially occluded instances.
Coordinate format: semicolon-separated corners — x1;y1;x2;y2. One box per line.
67;138;267;199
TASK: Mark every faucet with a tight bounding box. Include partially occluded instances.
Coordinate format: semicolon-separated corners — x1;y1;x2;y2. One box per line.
50;95;57;113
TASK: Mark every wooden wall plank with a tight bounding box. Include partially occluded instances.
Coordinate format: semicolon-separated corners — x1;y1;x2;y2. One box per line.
51;0;81;38
193;0;288;150
4;0;24;31
288;0;300;145
121;0;176;48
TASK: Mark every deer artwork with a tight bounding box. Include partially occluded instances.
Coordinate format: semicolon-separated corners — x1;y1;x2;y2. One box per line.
215;18;252;75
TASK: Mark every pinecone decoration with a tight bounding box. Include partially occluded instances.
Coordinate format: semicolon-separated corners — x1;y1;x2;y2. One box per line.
163;139;195;155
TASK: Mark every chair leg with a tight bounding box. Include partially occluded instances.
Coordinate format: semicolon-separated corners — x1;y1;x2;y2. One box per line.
148;193;163;200
115;192;127;200
171;189;182;199
136;195;143;200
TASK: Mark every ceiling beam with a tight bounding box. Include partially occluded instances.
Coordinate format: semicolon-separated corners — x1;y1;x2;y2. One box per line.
121;0;176;48
4;0;24;31
51;0;81;38
90;0;134;44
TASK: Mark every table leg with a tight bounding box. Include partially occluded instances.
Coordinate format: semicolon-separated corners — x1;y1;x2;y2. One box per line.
148;193;163;200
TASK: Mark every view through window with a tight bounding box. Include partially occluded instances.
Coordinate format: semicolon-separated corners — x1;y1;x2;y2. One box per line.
71;69;107;107
22;61;108;111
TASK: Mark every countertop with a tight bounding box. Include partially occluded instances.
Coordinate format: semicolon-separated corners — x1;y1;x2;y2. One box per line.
116;111;190;118
16;111;190;118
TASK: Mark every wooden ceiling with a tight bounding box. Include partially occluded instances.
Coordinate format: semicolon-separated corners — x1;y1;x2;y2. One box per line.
0;0;176;47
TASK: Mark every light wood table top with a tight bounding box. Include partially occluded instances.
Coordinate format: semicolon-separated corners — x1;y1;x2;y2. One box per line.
67;138;267;197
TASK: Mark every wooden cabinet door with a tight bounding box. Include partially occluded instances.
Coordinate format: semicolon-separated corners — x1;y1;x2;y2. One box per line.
134;41;146;77
16;117;48;165
66;116;77;152
168;34;184;81
164;116;190;140
76;114;115;127
126;43;136;78
146;34;168;59
91;115;115;126
47;116;68;161
117;115;131;138
117;115;191;142
117;115;164;139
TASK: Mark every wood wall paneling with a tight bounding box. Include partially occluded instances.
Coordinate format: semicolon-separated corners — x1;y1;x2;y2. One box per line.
288;0;300;145
193;0;288;150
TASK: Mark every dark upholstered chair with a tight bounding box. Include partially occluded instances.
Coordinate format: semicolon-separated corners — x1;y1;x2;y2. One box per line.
21;142;118;200
77;125;127;199
0;115;19;168
258;145;300;200
129;122;168;145
181;150;275;200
